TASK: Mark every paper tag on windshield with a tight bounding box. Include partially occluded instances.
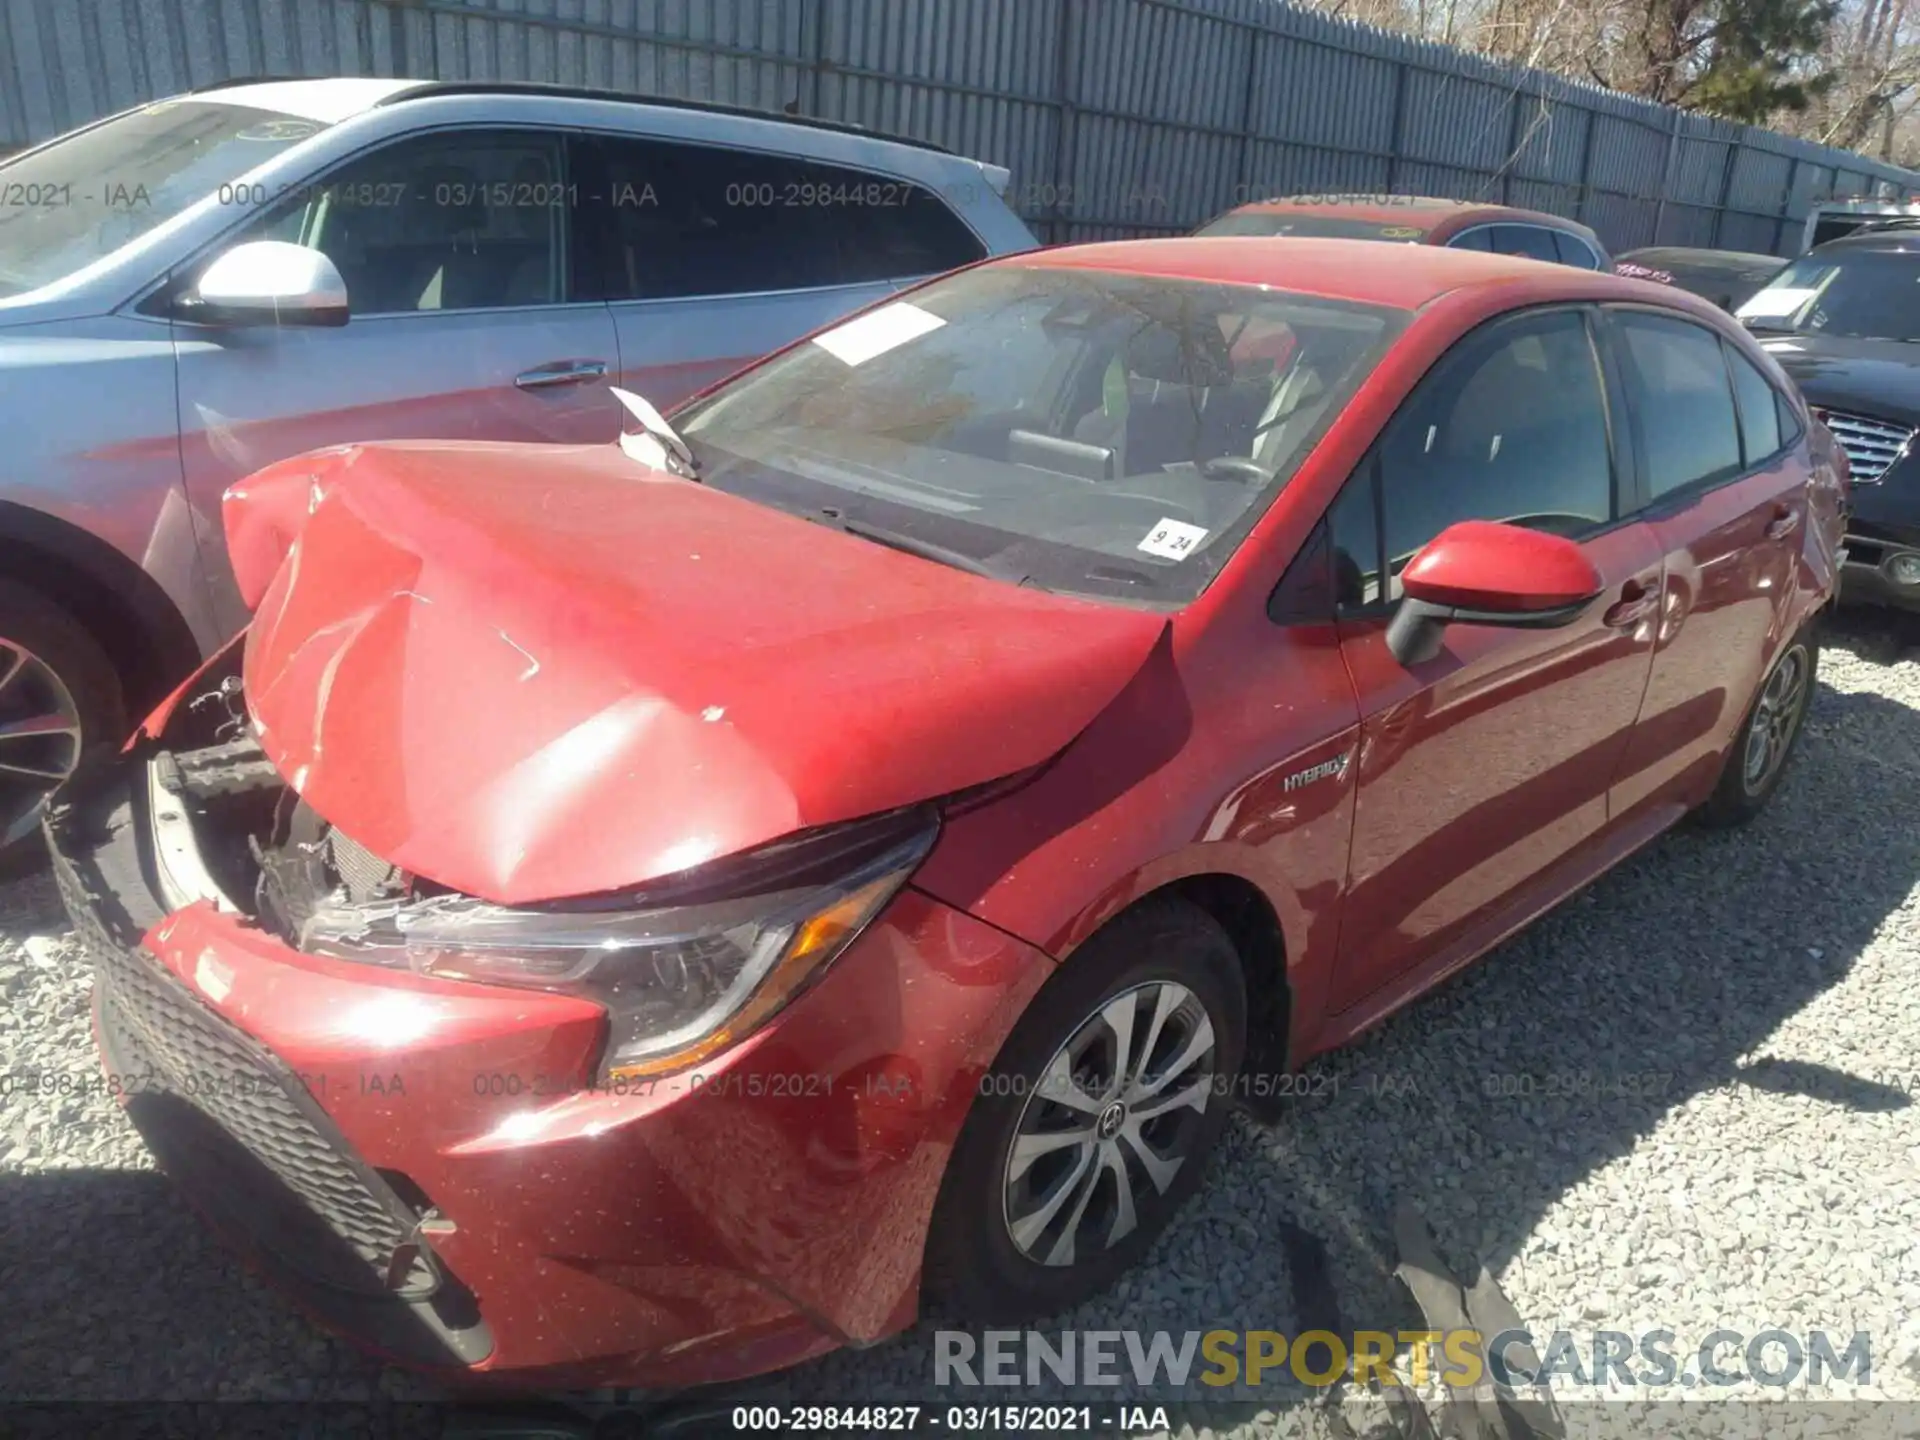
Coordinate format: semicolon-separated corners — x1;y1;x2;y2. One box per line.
1138;518;1208;561
813;302;946;366
1737;287;1817;319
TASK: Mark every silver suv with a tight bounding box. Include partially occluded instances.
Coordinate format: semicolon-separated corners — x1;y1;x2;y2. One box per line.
0;79;1036;861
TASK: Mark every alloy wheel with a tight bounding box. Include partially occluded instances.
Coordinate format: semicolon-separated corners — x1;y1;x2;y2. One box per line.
1742;643;1809;796
1001;981;1218;1267
0;637;84;848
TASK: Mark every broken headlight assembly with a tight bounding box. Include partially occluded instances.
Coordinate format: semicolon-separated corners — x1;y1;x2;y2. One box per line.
295;807;939;1079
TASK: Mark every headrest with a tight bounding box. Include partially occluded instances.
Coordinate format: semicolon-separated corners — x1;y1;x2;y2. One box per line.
1124;322;1233;387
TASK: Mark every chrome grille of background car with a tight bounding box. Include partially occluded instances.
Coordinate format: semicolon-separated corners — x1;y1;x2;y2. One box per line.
1820;409;1915;483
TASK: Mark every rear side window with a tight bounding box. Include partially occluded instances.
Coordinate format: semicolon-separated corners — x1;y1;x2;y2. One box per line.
1552;231;1600;269
575;136;984;302
1612;311;1743;498
1725;345;1785;464
1494;225;1560;263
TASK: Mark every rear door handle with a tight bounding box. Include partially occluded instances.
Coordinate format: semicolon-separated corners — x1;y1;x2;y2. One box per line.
1765;505;1801;541
1602;582;1658;629
514;360;609;391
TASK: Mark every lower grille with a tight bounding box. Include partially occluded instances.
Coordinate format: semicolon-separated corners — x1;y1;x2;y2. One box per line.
52;841;439;1301
1820;409;1914;483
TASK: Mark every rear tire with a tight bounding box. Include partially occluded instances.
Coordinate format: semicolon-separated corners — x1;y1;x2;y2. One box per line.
0;580;127;877
922;898;1246;1324
1694;623;1817;829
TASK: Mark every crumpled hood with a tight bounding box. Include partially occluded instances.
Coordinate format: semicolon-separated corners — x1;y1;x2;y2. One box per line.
232;441;1166;906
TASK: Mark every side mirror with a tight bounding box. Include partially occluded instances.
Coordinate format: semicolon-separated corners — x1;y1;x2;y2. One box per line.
1386;519;1602;666
181;241;349;328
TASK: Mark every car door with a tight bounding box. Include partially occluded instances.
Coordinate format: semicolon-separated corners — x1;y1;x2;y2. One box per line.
573;134;989;413
169;126;622;634
1323;307;1667;1012
1603;308;1809;821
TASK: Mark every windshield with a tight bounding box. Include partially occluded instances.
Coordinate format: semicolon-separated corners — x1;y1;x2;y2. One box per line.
1737;249;1920;341
1194;211;1432;242
676;264;1403;605
0;100;325;297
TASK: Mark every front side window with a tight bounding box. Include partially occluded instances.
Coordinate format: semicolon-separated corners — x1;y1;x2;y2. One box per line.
1329;309;1614;606
0;99;326;297
234;129;566;314
675;264;1403;604
1736;248;1920;342
574;136;984;303
1612;311;1743;498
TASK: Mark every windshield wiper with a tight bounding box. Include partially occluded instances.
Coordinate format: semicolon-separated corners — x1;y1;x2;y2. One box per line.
836;516;1029;585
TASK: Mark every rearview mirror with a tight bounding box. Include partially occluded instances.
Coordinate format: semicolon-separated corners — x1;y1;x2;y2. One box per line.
183;241;349;328
1386;520;1602;666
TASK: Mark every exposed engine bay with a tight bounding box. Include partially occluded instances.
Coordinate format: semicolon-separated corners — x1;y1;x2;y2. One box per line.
141;647;433;947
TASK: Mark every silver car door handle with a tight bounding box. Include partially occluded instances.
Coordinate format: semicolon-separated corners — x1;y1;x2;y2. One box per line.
514;360;609;391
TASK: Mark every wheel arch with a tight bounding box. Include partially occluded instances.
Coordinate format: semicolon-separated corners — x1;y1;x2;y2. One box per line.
1061;866;1295;1083
0;501;205;716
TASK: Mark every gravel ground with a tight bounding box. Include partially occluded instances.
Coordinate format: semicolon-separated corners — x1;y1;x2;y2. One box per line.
4;613;1920;1437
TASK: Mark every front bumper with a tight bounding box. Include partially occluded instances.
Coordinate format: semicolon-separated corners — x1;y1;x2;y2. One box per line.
47;750;1054;1388
1839;528;1920;613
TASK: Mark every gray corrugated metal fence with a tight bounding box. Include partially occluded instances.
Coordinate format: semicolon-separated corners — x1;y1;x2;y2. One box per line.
3;0;1915;256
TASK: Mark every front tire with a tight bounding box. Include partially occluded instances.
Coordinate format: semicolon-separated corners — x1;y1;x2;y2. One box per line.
923;898;1246;1323
1695;624;1817;829
0;580;127;875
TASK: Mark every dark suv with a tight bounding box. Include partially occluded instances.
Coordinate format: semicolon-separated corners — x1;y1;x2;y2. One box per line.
1736;228;1920;610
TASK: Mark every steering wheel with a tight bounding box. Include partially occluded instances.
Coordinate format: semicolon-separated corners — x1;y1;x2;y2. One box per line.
1200;456;1269;484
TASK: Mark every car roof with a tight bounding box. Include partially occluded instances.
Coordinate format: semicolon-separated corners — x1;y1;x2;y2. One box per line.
1224;194;1581;232
179;76;427;123
1617;246;1784;273
186;75;954;155
1016;236;1697;312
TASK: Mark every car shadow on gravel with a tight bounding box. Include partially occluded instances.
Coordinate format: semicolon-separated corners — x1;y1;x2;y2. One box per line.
1824;603;1920;665
763;664;1920;1412
0;1166;413;1402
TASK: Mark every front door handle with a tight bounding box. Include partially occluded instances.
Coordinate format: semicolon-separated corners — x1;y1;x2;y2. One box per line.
1602;582;1658;630
1765;505;1801;541
514;360;610;391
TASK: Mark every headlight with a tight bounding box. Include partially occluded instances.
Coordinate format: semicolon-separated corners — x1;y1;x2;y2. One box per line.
297;807;938;1078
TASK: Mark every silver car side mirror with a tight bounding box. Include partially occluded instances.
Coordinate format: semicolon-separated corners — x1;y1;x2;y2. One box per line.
184;241;350;328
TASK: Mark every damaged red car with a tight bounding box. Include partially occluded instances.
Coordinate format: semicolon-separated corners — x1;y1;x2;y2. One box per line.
48;238;1842;1388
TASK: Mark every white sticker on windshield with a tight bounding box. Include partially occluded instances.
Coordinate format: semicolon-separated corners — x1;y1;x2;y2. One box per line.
1138;518;1209;561
812;302;947;366
1737;287;1818;319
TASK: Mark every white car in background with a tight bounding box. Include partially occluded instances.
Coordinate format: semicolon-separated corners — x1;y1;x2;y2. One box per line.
0;77;1035;863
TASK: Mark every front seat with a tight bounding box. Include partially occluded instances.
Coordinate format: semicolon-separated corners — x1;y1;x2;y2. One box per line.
1075;323;1257;476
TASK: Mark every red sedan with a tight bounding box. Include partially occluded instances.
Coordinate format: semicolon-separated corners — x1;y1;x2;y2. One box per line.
48;238;1843;1388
